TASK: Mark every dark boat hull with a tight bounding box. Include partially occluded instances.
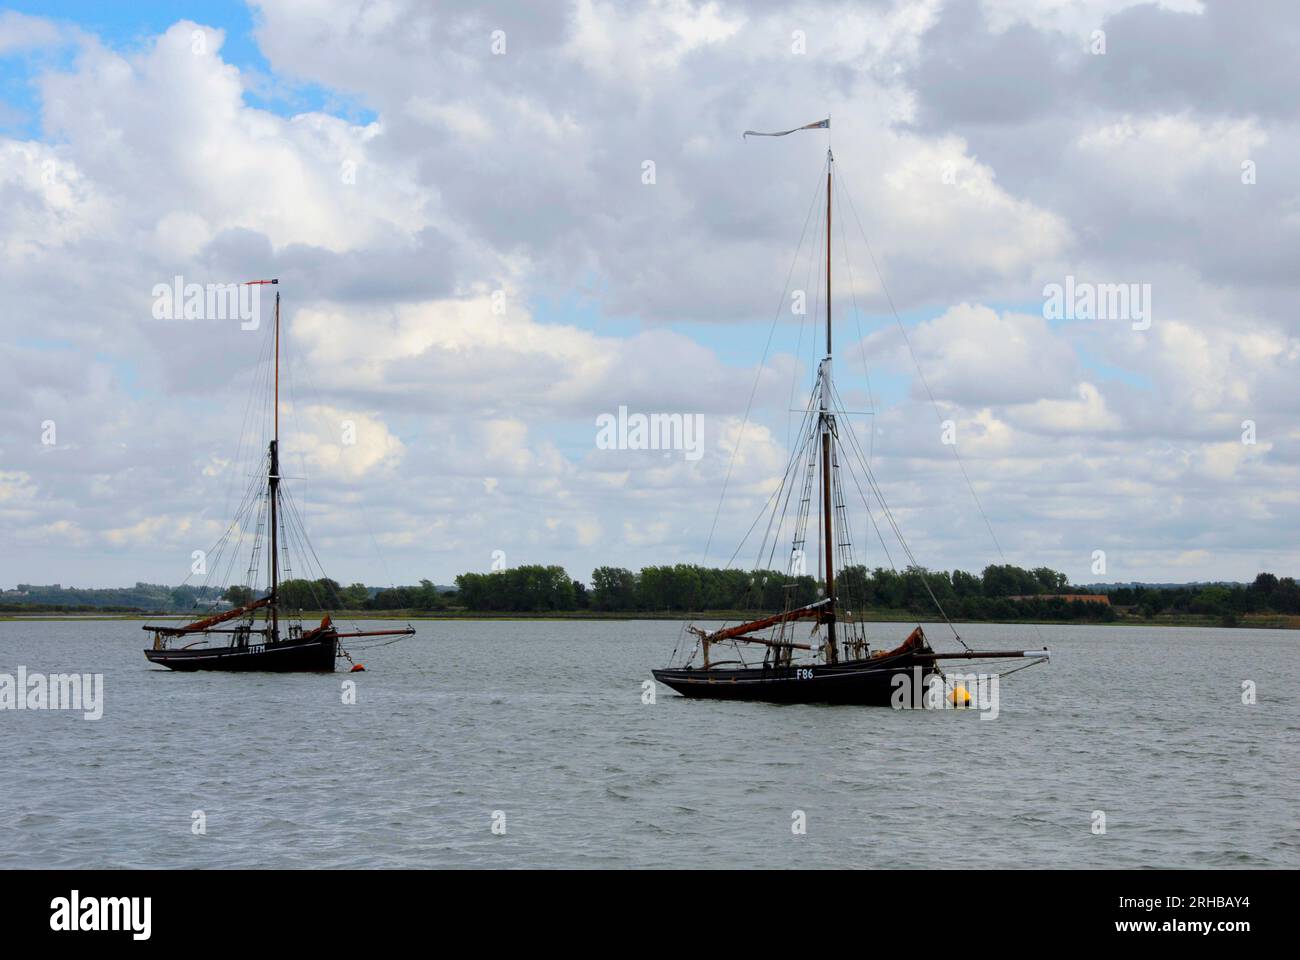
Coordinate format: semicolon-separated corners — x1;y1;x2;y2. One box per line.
652;652;938;706
144;631;336;672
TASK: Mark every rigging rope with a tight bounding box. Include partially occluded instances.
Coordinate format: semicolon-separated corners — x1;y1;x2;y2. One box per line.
282;308;406;611
702;154;828;566
832;181;877;463
831;379;968;649
836;175;1044;649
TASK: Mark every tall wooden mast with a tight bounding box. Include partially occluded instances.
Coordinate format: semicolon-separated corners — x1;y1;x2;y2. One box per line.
268;287;281;642
821;149;838;664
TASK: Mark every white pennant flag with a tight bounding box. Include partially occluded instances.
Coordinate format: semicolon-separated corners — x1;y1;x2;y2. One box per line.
743;118;830;139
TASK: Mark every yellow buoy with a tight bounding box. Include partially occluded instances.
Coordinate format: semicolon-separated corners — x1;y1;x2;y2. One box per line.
949;684;971;707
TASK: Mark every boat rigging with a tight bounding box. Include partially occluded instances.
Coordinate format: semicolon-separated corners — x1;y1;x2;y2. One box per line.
143;280;415;672
654;122;1049;705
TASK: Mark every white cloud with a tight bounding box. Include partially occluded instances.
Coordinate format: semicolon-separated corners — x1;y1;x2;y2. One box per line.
0;1;1297;588
103;515;198;548
1008;382;1123;435
980;0;1204;35
284;405;405;479
0;10;66;54
868;303;1079;406
565;0;746;80
37;23;430;254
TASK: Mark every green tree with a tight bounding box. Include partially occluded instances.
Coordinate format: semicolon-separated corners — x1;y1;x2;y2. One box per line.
1252;572;1278;597
414;579;443;611
223;584;254;606
590;566;638;610
340;583;370;609
951;569;981;598
1032;566;1068;592
370;586;415;609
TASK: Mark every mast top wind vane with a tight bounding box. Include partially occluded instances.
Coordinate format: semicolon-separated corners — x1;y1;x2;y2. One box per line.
743;117;829;138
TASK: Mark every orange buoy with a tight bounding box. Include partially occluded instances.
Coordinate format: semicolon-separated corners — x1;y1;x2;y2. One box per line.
350;663;366;672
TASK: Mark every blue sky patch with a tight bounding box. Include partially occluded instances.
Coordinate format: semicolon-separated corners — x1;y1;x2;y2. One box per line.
0;0;376;138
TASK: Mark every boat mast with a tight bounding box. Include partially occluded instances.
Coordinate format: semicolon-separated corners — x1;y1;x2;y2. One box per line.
821;149;838;664
268;287;281;643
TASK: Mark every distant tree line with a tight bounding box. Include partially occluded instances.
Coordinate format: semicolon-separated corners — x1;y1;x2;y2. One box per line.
567;562;1115;620
437;563;1083;616
0;582;224;612
0;603;153;613
230;578;449;612
454;566;582;611
6;569;1296;624
1104;573;1299;624
444;564;1299;622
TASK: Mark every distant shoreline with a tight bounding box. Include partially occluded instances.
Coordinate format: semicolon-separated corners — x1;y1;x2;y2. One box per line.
3;609;1297;629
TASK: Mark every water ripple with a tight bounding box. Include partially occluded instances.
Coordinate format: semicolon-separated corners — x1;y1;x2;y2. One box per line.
1;619;1296;868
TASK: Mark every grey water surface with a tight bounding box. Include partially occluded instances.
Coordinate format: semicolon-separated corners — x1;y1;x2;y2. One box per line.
1;618;1295;869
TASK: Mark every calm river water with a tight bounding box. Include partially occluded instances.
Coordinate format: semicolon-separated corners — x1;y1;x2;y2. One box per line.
1;618;1295;868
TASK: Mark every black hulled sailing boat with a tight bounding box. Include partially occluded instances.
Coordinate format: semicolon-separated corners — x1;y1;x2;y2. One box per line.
144;281;414;671
654;127;1048;705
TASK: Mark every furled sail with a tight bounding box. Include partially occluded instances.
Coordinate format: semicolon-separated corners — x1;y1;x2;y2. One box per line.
145;596;273;636
699;598;831;645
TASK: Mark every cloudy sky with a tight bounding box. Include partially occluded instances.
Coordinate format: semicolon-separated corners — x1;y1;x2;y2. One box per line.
1;0;1296;590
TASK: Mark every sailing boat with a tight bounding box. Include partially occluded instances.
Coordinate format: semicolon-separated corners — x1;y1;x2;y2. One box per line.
653;127;1048;705
143;281;414;671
